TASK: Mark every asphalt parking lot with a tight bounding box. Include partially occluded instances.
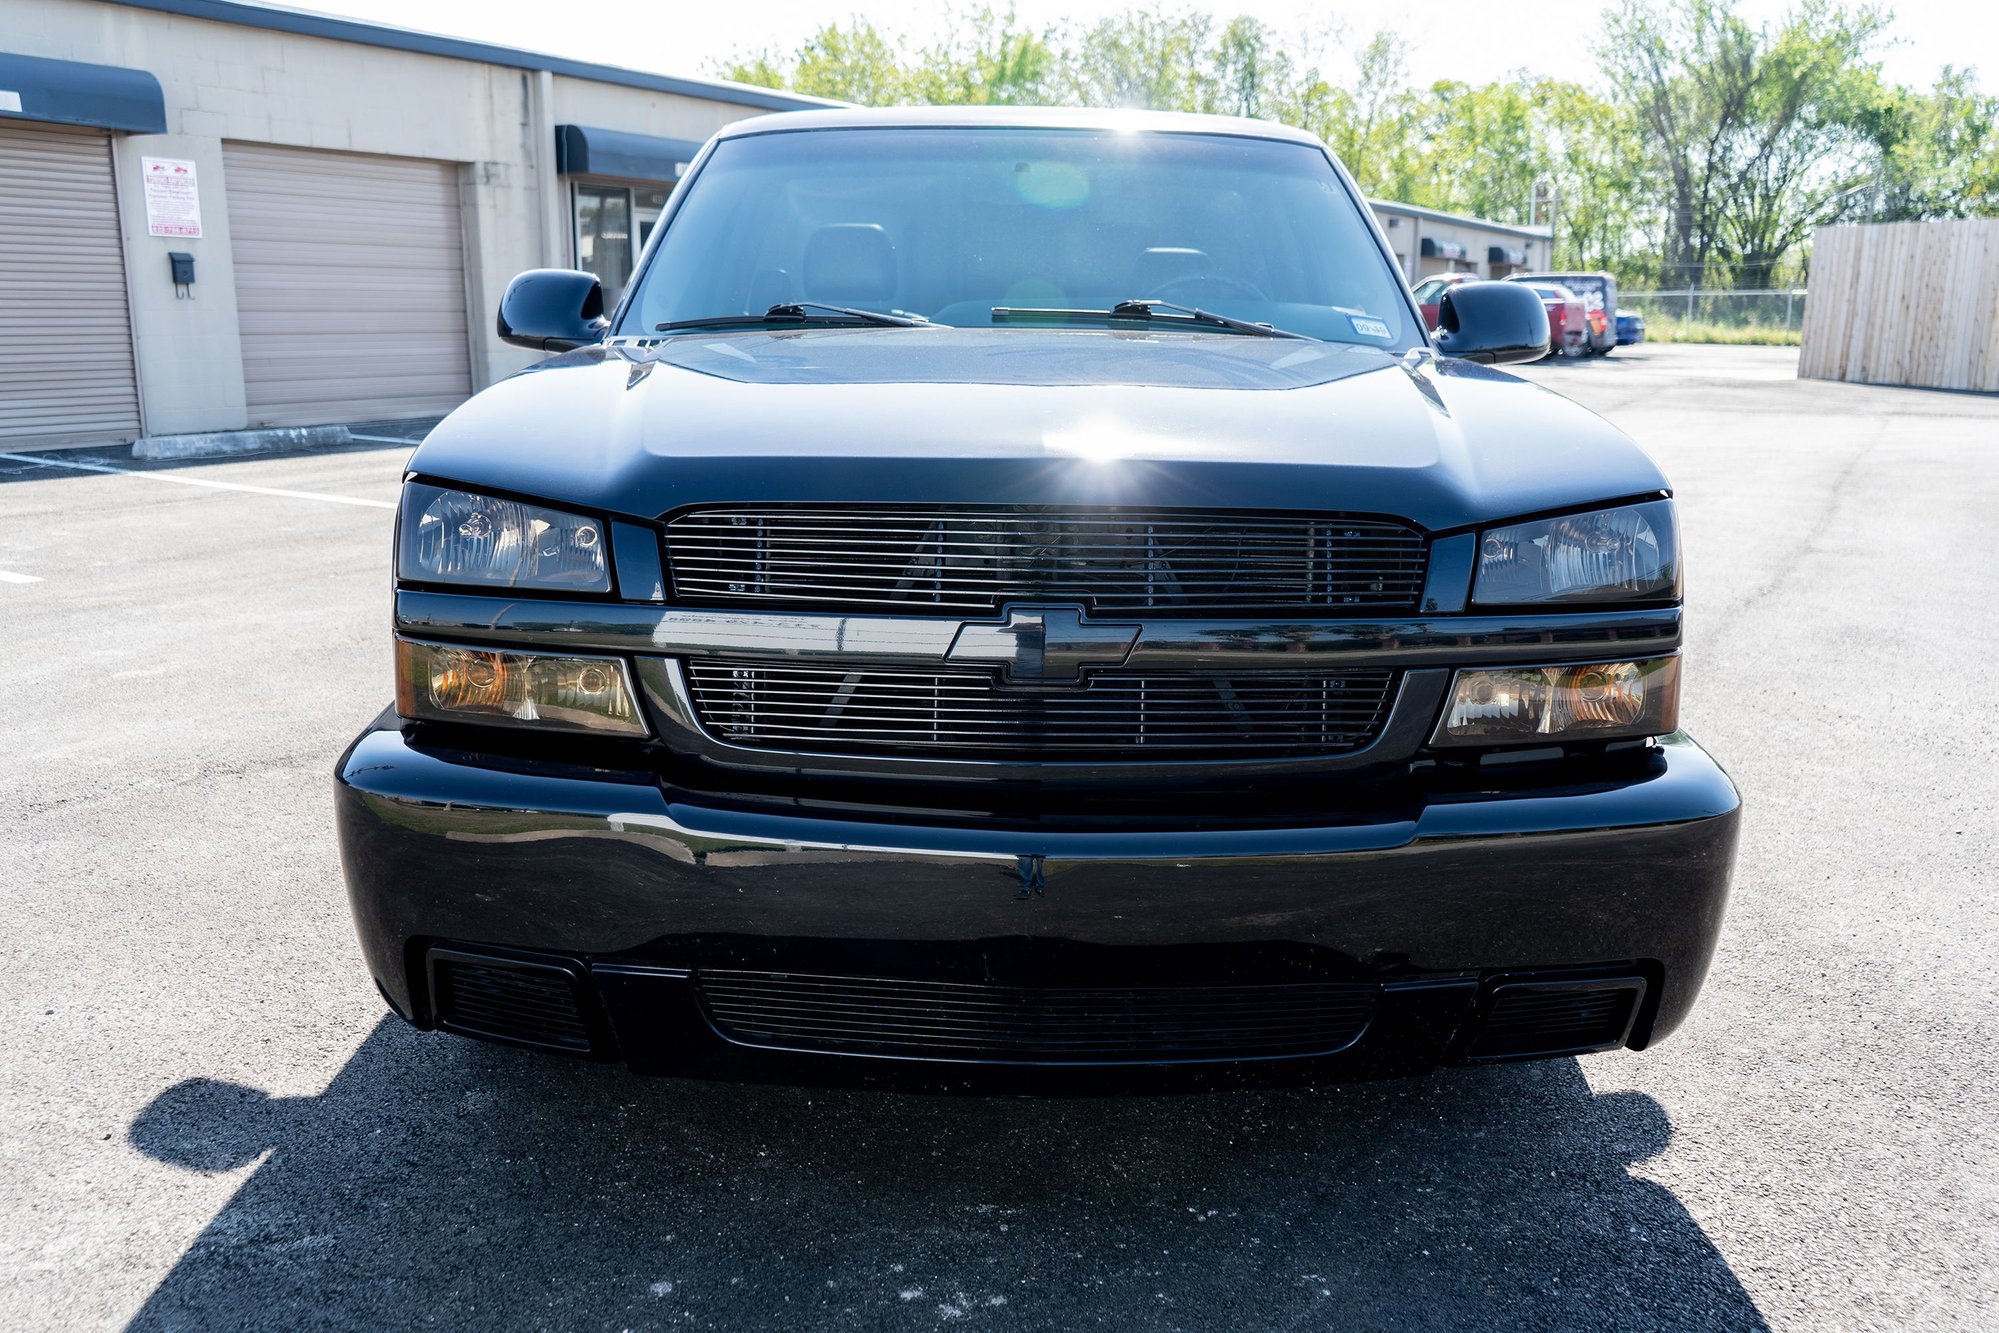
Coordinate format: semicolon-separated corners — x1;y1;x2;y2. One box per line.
2;342;1994;1331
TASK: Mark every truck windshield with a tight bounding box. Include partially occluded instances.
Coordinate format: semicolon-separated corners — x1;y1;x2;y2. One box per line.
619;128;1418;349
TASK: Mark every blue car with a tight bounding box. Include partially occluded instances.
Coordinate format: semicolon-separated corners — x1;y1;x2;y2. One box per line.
1617;311;1647;345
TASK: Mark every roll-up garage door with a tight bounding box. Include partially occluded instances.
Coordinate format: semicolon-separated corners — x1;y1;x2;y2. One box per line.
223;143;471;426
0;122;141;449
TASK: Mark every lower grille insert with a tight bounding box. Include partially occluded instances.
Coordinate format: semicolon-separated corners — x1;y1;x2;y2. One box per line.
429;951;594;1053
684;661;1398;761
696;970;1376;1063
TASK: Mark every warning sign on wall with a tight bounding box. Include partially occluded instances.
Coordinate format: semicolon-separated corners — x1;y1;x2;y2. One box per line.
142;157;202;238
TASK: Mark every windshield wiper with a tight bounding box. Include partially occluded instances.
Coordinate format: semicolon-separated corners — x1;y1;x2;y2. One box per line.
657;301;929;332
990;299;1312;340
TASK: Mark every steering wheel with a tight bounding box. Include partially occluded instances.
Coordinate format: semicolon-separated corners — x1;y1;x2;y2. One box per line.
1145;274;1272;305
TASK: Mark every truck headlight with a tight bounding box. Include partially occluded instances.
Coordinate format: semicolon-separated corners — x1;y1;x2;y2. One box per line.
1474;500;1678;605
1431;656;1679;746
398;483;610;592
395;639;647;735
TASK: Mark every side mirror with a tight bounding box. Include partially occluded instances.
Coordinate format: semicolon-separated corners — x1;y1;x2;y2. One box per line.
1432;281;1550;365
497;269;609;352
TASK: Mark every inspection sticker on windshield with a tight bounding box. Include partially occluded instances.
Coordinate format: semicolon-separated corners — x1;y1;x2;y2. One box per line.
1348;314;1393;341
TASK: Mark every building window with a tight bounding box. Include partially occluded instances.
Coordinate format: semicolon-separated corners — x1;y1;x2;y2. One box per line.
635;186;670;250
574;183;634;297
572;182;674;301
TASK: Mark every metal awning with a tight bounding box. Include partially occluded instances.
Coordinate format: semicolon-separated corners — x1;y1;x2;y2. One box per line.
1489;245;1529;267
555;124;704;183
1420;238;1468;261
0;52;167;133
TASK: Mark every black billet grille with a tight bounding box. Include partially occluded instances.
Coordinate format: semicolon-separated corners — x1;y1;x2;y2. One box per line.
684;660;1398;760
430;954;593;1053
664;506;1427;614
696;970;1376;1063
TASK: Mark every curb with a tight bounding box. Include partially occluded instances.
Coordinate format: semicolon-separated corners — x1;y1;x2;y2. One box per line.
131;425;354;461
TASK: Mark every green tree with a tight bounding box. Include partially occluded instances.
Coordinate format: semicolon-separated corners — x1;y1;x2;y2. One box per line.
1602;0;1764;287
1056;12;1211;110
910;7;1060;106
1874;66;1999;219
1419;78;1544;222
719;52;789;92
1718;3;1893;286
1537;81;1659;275
1287;33;1426;200
720;19;912;105
1200;17;1292;119
1602;0;1892;288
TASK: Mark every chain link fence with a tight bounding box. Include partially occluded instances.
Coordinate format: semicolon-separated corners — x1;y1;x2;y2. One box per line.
1618;289;1809;345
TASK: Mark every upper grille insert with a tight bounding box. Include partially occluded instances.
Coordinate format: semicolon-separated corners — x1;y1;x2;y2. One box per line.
664;506;1427;614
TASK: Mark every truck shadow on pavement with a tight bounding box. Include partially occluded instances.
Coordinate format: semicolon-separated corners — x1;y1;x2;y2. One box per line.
126;1019;1766;1331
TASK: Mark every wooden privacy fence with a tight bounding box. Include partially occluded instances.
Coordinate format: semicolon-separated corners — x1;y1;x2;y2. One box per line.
1799;219;1999;392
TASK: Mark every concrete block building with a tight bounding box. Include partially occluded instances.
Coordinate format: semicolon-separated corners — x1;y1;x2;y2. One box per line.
1369;199;1552;283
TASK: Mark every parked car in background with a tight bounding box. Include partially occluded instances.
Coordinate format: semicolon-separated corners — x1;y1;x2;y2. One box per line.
1522;283;1590;358
1617;311;1647;346
1409;272;1473;332
1511;271;1619;355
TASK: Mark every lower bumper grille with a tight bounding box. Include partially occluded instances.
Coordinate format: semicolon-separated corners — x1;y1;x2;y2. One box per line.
684;660;1399;761
428;950;594;1053
695;970;1376;1064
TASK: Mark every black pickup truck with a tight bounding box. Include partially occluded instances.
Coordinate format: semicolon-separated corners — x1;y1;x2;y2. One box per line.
335;107;1739;1090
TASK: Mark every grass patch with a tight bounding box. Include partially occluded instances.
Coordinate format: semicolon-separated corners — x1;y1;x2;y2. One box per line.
1634;315;1802;346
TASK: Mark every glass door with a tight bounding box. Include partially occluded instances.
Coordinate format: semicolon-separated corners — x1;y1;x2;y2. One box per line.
634;185;670;253
573;183;634;299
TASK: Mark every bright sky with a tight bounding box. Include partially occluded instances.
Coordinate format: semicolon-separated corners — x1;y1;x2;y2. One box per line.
274;0;1996;94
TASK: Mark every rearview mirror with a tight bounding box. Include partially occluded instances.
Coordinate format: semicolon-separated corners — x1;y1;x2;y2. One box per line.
1432;282;1549;365
497;269;609;352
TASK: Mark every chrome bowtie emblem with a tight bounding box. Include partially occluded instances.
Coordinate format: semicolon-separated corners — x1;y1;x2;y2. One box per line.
947;605;1139;685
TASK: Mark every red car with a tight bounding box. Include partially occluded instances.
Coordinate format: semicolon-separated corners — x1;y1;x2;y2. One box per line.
1523;283;1590;358
1410;272;1474;332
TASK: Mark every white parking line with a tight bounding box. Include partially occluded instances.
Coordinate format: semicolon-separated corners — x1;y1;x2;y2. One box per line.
0;569;43;584
0;452;397;509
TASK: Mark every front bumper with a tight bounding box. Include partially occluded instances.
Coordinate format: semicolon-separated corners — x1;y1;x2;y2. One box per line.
334;717;1739;1088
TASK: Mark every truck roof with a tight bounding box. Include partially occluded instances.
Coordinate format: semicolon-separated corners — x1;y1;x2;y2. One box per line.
713;105;1328;148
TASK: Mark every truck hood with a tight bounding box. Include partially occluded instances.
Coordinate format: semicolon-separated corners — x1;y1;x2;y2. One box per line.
411;328;1667;531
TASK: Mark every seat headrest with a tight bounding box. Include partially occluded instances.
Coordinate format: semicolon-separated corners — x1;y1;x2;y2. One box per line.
802;224;897;307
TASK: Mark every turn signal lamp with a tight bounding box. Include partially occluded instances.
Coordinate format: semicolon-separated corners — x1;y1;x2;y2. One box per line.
395;639;647;736
1432;657;1679;746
